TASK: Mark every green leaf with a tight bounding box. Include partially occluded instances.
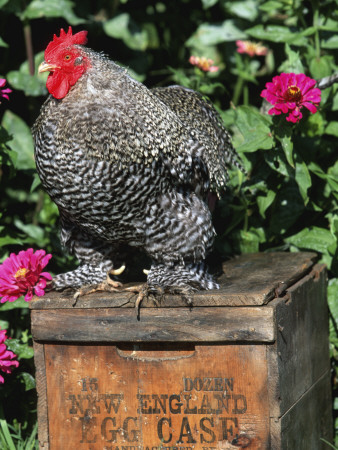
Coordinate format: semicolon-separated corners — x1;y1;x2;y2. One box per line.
246;25;308;46
26;421;38;448
142;22;160;49
309;55;334;79
0;123;11;143
168;67;193;89
319;19;338;32
19;372;36;391
258;1;284;12
321;34;338;49
270;184;304;234
30;173;42;192
234;106;274;152
22;0;85;24
0;146;18;169
232;67;257;83
0;419;16;450
295;158;311;204
0;297;29;311
275;123;294;167
0;236;24;247
14;219;48;247
201;0;218;8
1;111;35;170
333;91;338;111
327;161;338;192
186;20;246;47
328;279;338;331
6;339;34;359
199;82;225;94
225;1;258;21
278;44;304;74
0;36;8;47
238;227;266;253
325;122;338;137
257;190;276;218
0;320;9;330
6;51;47;97
285;227;336;254
103;13;148;51
308;161;328;182
328;213;338;241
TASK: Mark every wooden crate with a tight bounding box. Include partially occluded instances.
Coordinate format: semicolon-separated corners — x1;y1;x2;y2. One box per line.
30;252;333;449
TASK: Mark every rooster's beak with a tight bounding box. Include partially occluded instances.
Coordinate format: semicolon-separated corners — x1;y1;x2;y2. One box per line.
38;61;60;74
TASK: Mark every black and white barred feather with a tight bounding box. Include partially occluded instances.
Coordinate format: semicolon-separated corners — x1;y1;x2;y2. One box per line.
33;46;242;294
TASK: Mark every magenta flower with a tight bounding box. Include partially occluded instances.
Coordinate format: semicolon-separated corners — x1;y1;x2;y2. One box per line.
189;55;219;73
0;329;19;384
236;40;268;57
0;78;12;103
0;248;52;303
261;72;321;123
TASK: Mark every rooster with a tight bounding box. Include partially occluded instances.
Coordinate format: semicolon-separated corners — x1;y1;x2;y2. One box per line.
33;27;242;307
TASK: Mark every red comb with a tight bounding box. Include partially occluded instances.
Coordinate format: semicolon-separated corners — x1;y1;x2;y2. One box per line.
45;27;88;60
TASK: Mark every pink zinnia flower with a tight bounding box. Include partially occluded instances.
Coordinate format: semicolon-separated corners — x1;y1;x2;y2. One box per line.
0;248;52;303
189;55;219;73
0;328;19;384
0;78;12;102
236;40;268;57
261;72;321;123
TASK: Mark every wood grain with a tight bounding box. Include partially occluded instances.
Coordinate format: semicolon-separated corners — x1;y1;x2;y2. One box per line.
33;341;49;449
29;251;318;309
271;371;332;450
29;252;333;449
268;264;330;415
31;306;275;343
44;343;270;448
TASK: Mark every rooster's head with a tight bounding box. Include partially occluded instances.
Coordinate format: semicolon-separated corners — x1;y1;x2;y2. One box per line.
39;27;89;100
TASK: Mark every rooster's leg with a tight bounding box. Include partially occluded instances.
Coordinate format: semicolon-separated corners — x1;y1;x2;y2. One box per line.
72;265;126;301
123;262;219;317
54;214;127;294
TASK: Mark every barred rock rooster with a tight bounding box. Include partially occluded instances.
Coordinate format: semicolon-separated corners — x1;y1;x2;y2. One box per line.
33;27;242;306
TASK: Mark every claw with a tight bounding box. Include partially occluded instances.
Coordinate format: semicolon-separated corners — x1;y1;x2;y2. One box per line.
143;269;149;275
106;277;123;288
110;265;126;275
72;273;123;307
135;286;147;317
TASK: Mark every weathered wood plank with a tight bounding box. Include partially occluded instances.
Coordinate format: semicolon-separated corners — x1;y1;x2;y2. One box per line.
270;371;332;450
220;251;317;300
33;341;49;449
31;306;275;343
30;252;333;448
268;264;330;416
44;343;270;448
30;251;317;309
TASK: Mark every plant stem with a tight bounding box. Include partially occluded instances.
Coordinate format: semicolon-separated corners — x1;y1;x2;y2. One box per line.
311;0;321;58
243;83;249;106
23;21;34;76
232;76;244;106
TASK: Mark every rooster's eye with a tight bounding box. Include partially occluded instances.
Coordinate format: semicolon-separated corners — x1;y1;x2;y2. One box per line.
64;55;71;61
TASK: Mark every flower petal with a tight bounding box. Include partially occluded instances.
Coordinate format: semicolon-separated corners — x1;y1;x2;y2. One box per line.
40;271;52;281
24;291;34;302
302;101;318;114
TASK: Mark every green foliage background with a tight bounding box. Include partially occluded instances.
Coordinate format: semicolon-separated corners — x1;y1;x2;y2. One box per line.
0;0;337;447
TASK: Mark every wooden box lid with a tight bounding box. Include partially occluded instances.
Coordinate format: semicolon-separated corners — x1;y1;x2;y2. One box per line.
30;251;318;310
29;252;320;344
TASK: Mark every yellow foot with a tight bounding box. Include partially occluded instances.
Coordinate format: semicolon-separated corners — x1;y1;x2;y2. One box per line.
125;283;193;319
122;284;164;319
